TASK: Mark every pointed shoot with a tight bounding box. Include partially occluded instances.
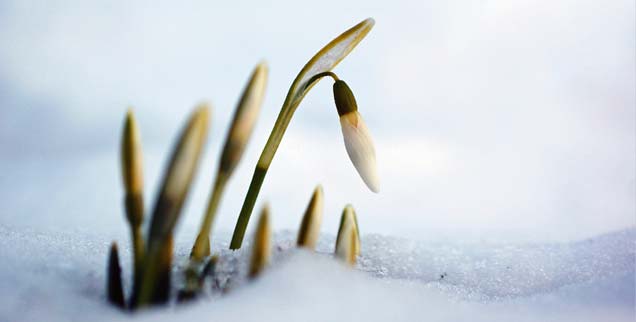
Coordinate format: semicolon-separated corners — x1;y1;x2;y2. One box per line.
107;242;125;309
249;205;271;279
296;185;324;249
335;209;357;266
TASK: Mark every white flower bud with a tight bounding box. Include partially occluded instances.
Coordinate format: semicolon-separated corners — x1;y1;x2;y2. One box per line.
340;111;380;193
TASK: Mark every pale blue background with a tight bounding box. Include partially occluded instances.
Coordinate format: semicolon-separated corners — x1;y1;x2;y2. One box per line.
0;0;634;242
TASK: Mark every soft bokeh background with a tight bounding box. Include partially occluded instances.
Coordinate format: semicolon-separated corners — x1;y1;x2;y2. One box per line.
0;0;634;243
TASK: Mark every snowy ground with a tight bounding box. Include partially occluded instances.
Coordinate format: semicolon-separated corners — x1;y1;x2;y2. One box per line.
0;225;633;322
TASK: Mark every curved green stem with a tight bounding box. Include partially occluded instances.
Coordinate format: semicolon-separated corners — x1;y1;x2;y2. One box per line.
229;72;339;250
229;18;375;249
230;166;267;249
306;71;340;87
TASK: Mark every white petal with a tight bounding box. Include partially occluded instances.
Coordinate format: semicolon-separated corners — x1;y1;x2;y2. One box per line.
340;112;380;192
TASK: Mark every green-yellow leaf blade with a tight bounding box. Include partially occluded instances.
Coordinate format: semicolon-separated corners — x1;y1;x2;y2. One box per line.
258;18;375;167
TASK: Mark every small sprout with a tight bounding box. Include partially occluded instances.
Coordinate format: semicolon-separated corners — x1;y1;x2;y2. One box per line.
335;208;357;266
296;185;324;249
107;242;125;309
334;81;379;192
336;205;361;256
249;205;271;279
230;18;375;249
191;63;268;261
136;104;211;307
120;109;145;298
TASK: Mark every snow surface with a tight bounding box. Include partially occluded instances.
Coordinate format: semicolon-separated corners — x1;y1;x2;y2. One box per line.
0;225;633;322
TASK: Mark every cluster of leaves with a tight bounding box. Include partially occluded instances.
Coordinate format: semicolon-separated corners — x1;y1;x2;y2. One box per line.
107;18;377;310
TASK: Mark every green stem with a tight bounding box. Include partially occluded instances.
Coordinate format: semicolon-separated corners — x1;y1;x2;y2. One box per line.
305;71;340;87
229;166;267;249
229;72;340;250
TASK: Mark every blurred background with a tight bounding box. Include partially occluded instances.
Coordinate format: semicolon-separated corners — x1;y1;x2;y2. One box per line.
0;0;634;243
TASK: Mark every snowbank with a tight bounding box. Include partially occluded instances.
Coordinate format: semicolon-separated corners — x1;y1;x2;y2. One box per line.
0;226;633;322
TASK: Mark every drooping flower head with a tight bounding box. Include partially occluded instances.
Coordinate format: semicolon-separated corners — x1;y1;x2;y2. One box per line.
333;80;380;193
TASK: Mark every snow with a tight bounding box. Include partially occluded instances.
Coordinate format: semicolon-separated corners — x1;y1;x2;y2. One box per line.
0;225;633;322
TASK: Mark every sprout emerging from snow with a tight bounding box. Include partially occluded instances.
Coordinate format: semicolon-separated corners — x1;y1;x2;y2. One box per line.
335;206;359;266
297;185;324;249
107;242;125;309
249;205;272;279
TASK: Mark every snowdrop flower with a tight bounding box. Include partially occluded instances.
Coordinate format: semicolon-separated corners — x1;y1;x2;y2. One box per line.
333;80;380;193
230;18;375;249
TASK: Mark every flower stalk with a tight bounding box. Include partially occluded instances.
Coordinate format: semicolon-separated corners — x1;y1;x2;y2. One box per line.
229;18;376;249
